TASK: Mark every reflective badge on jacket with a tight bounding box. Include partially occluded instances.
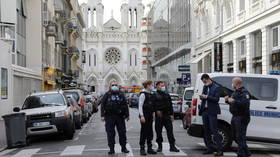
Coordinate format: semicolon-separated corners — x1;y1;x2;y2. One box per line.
110;95;120;101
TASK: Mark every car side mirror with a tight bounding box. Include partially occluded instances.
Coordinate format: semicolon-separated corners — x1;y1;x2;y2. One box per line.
13;107;20;112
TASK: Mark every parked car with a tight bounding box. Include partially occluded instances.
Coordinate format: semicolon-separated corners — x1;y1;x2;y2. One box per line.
181;87;194;117
66;95;82;129
188;73;280;150
63;89;90;123
128;93;140;108
170;93;182;118
14;91;75;139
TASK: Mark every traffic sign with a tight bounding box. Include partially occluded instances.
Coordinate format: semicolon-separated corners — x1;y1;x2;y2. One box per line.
181;73;191;84
178;65;190;72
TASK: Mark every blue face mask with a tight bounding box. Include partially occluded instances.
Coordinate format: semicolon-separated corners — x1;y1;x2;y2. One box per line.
111;86;119;92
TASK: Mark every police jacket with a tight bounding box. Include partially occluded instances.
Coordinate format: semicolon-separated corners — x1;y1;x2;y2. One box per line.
226;87;250;117
200;83;221;115
154;90;174;116
138;90;155;116
101;91;129;118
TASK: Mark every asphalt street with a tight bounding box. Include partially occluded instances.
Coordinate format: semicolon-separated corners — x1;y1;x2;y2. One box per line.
1;108;280;157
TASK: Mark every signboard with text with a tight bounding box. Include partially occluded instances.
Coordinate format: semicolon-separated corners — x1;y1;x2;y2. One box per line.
214;42;223;72
178;65;190;72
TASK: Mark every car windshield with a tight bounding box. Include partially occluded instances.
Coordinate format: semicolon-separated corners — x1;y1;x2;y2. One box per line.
22;94;65;109
184;90;194;101
64;92;80;102
171;95;180;101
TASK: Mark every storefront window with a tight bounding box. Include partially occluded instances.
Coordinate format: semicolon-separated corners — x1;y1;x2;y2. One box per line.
1;68;8;99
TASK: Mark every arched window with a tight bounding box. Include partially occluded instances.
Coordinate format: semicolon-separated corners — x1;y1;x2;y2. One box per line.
129;50;137;66
94;54;97;66
134;8;137;28
88;54;91;66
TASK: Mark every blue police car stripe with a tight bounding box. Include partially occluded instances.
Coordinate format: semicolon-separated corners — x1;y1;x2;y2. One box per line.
250;110;280;118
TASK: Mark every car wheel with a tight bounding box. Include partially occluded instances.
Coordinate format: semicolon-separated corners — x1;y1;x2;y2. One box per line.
83;114;88;123
65;121;75;140
76;116;82;129
182;118;188;130
203;124;232;151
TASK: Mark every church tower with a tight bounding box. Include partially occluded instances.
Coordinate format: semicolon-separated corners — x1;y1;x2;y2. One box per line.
82;0;104;31
121;0;144;31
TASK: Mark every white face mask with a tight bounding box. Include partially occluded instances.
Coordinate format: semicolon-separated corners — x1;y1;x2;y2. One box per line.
232;83;235;89
204;82;210;86
160;86;166;92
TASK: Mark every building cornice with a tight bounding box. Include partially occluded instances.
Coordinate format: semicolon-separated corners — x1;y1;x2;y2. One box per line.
195;3;280;50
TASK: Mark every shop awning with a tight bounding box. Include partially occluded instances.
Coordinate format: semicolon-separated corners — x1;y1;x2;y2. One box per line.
187;51;211;64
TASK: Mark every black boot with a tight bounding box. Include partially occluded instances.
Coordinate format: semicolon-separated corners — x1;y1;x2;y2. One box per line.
121;146;130;153
170;144;179;152
108;146;115;155
147;146;157;154
157;143;162;152
140;146;147;156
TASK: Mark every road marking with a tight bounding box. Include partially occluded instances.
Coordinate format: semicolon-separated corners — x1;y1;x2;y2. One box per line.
162;143;187;156
115;143;134;157
247;143;267;149
11;148;41;157
60;145;85;156
198;143;205;147
223;152;237;156
0;148;17;156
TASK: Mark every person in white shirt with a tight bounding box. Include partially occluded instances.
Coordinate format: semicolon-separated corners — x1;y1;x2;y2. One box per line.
138;80;157;156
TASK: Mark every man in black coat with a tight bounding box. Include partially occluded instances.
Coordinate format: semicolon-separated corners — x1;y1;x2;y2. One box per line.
199;74;223;156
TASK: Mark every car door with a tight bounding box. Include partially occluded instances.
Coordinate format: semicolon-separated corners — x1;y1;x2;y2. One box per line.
243;77;280;139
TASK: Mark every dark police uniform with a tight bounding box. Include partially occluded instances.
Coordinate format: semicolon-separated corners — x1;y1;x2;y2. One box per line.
227;87;251;157
154;90;176;148
139;91;155;149
101;91;129;149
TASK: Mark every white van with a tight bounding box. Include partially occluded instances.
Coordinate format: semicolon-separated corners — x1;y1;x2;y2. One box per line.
181;87;194;117
188;73;280;150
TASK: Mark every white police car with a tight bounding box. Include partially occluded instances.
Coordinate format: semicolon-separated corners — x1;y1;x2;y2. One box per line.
188;73;280;150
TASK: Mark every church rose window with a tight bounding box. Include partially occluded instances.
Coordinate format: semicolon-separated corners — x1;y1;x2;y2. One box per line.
105;48;121;65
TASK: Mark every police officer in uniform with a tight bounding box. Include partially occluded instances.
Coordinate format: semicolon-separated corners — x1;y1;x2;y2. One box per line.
154;81;179;152
101;82;130;155
225;77;251;157
138;80;157;156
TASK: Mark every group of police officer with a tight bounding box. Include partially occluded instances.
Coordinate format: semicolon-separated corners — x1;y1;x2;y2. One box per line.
200;74;251;157
101;80;179;156
100;74;251;157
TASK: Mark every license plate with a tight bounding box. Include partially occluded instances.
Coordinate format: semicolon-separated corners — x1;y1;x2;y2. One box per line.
33;122;50;127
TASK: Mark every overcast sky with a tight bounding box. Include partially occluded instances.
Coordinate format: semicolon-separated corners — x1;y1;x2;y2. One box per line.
78;0;153;23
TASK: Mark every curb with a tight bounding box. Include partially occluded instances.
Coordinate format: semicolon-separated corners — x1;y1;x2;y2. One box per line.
0;145;7;152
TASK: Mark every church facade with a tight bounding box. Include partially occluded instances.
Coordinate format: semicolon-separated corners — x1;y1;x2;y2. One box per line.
81;0;147;94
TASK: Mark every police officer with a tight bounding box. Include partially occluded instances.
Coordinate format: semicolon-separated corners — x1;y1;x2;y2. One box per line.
225;77;251;157
154;81;179;153
138;80;157;156
101;82;130;155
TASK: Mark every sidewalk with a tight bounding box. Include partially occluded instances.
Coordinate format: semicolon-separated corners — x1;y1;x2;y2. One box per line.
0;120;7;151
